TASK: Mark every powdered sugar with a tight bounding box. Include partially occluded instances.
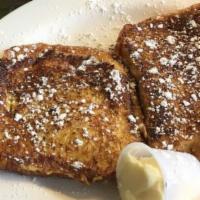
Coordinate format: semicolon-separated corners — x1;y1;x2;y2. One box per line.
14;113;23;122
166;35;176;45
148;67;159;74
145;39;158;49
71;161;85;170
128;115;136;123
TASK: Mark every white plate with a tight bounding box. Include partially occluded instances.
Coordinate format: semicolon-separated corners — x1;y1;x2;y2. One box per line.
0;0;199;199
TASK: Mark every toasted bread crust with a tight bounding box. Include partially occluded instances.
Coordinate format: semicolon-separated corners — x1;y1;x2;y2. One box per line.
0;43;145;183
116;4;200;159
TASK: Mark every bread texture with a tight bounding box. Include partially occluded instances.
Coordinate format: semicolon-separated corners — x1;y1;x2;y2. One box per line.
116;4;200;159
0;43;145;183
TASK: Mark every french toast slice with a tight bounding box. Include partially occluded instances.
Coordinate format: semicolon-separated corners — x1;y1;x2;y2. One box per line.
116;4;200;159
0;43;145;183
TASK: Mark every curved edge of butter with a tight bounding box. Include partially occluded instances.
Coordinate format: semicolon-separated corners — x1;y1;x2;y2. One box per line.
117;149;164;200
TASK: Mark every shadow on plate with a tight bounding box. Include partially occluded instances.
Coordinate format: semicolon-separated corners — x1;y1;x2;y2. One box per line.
35;176;120;200
0;171;120;200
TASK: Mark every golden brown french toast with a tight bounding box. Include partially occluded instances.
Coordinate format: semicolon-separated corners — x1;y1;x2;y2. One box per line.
116;4;200;159
0;43;145;183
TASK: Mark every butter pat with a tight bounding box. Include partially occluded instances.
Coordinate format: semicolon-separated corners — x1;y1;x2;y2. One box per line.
117;153;164;200
117;143;200;200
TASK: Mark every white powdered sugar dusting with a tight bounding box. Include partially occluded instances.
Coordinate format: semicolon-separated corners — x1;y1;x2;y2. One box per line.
148;67;159;74
145;39;158;49
71;161;85;170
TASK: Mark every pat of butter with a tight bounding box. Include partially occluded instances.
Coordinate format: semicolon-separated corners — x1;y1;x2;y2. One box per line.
117;153;164;200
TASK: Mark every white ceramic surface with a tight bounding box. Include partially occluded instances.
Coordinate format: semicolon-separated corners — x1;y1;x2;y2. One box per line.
0;0;199;199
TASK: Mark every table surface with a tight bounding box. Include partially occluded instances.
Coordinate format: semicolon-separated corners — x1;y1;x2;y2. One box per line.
0;0;31;19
